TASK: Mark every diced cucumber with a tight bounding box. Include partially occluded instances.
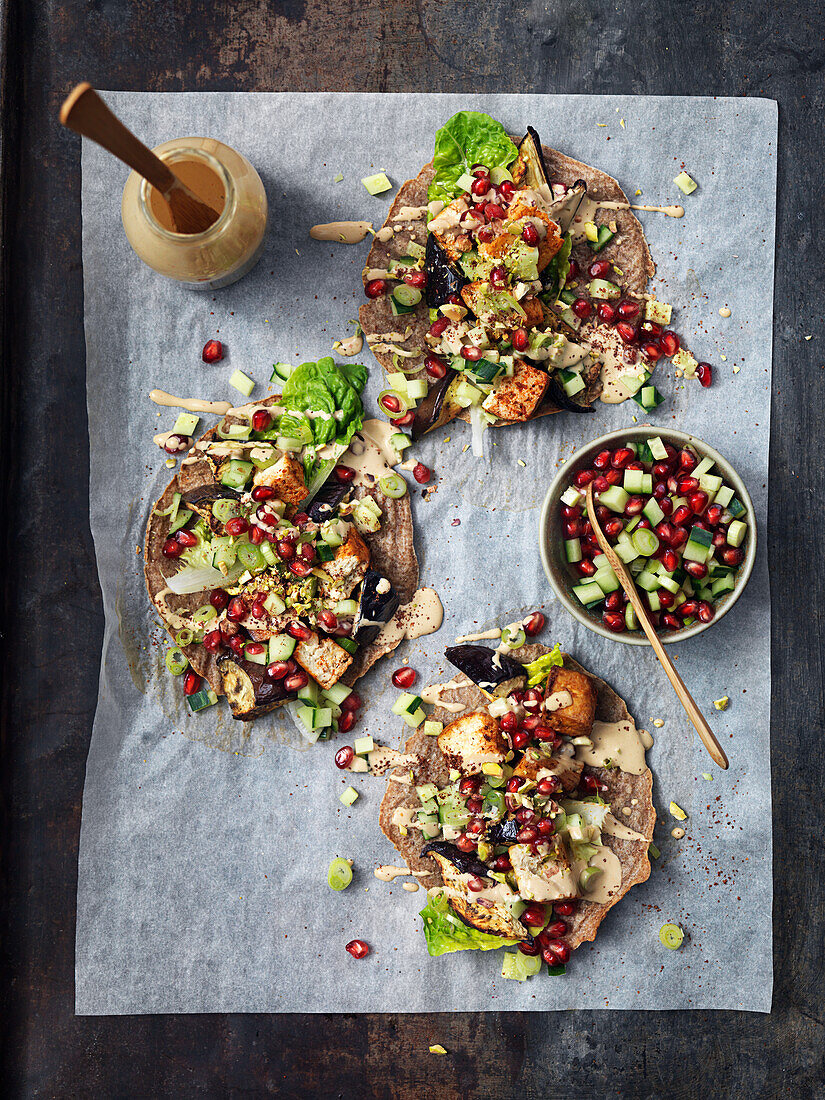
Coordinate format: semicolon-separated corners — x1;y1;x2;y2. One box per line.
323;682;352;706
354;735;375;755
565;538;582;563
173;411;200;436
617;372;648;397
648;436;668;461
712;574;736;596
224;423;251;440
339;786;359;806
269;634;297;663
643;498;665;526
634;384;664;410
728;497;746;518
404;707;426;728
588;278;621;300
614;540;640;564
589;224;615;252
221;458;253;489
317;544;335;563
673;171;698;195
229;370;255;397
423;720;443;737
624;468;645;494
699;473;723;495
592;554;610;571
625;602;639;629
406;378;429;401
391;692;423;717
560;486;583;507
727;520;747;547
334;599;359;616
271;361;294;382
593;567;620;595
417;783;439;804
641;474;653;495
599;485;629;513
683;539;710;563
560;370;586;398
418;802;438;818
693;456;714;478
688;525;713;547
573;581;604;605
263;593;286;616
338;637;358;655
245;643;268;665
389;432;412;453
636;570;661;592
187;687;218;712
658;574;682;594
646;590;661;613
456;171;476;192
714;485;735;508
645;299;672;325
625;516;641;534
629;558;646;575
297;678;321;706
361;171;392;195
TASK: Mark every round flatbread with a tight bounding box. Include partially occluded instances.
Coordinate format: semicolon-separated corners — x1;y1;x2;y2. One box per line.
378;643;655;951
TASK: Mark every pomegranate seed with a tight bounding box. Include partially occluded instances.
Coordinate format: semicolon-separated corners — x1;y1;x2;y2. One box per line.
643;342;663;362
461;345;483;362
273;539;293;562
176;529;198;548
251;597;266;619
564;519;581;539
684;560;708;579
245;642;265;658
337;710;356;734
162;538;183;558
389;411;415;429
447;294;462;305
617;300;640;320
163;433;190;455
591;475;609;494
523;611;544;636
226;597;246;622
489;266;507;288
466;817;486;835
471;175;490;196
455;834;476;853
636;517;652;530
566;259;579;280
250;486;275;504
516;825;539;843
659;497;674;516
554;900;577;917
603;611;626;633
605;591;623;611
476;225;494;243
288;559;312;578
640;320;664;338
459;776;482;796
679;599;699;618
706;504;724;525
653;460;672;479
287;621;312;641
521;222;540;246
365;279;387;299
500;712;519;733
603;517;624;538
522;688;543;712
183;671;201;695
662;613;682;630
334;465;356;485
578;559;597;577
521;903;546;927
522;715;542;731
672;505;692;527
625;496;645;516
512;328;529;352
678;477;699;494
662;549;679;572
266;661;290;681
225;517;249;538
518;940;541;957
299;542;316;563
616;322;637;344
572;297;592;319
536;777;560;797
338;692;361;716
688;490;709;514
658;590;675;608
611;447;634;469
589;259;612;279
334;745;356;770
698;601;715;623
697;362;713;387
545;919;568;938
596;302;617;323
429;317;449;338
413;463;432;485
485;202;505;221
596;505;611;523
209;591;230;615
670;526;688;549
660;331;680;357
201;339;223;363
203;630;223;654
542;941;571;965
463;875;485;892
317;610;338;632
722;547;744;566
404;271;427;289
380;393;402;414
424;354;447;379
593;450;612;470
574;468;596;487
506;773;523;791
391;666;417;690
252;409;272;432
285;670;309;692
512;730;531;749
345;939;370;959
499;181;515;201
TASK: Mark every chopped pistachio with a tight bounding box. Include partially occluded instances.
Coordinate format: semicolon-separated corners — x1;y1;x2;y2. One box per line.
652;718;665;728
713;696;730;711
429;1045;447;1055
669;801;687;821
702;773;713;782
648;842;661;859
333;172;344;183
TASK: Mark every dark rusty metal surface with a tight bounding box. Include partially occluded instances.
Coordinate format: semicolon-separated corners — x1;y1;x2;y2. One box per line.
1;0;824;1096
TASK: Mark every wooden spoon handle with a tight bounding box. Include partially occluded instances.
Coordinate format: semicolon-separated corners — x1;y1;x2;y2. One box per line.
60;83;175;195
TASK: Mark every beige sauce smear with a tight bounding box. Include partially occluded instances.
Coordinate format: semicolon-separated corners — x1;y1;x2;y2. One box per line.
310;220;373;243
576;718;650;775
575;846;623;904
602;812;649;842
150;390;232;415
375;588;444;649
374;864;413;882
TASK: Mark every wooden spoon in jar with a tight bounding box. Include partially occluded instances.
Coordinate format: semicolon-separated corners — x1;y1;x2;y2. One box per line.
59;82;220;234
585;483;729;769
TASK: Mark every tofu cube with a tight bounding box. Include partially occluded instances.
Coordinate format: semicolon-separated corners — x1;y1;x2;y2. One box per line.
482;359;550;421
294;632;353;689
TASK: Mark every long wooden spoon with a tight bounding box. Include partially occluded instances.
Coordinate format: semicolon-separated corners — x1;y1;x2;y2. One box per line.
59;83;220;234
585;483;729;769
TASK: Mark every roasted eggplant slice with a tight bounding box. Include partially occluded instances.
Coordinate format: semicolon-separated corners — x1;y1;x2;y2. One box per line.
411;369;461;439
426;851;529;939
182;484;242;533
514;126;553;193
425;233;468;308
545;179;587;234
421;840;488;879
305;477;350;523
353;568;400;646
487;818;522;846
545;374;594;414
445;644;527;698
217;654;292;720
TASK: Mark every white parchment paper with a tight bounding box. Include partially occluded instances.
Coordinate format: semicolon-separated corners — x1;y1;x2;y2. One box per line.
76;93;776;1014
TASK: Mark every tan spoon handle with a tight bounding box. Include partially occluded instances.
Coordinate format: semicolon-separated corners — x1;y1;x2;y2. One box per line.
60;82;178;196
585;484;729;770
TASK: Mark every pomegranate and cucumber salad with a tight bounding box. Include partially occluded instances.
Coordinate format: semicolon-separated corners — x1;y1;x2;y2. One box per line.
144;357;420;732
366;637;654;977
360;111;712;448
559;436;749;634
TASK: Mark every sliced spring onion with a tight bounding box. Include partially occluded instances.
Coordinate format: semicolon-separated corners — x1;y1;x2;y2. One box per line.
327;857;353;891
236;543;265;571
469;404;487;458
165;647;189;676
392;284;422;307
260;541;278;568
659;923;684;949
378;473;407;498
175;628;194;648
631;528;660;557
212;498;241;523
378;388;410;415
578;865;603;891
502;625;526;649
192;604;218;626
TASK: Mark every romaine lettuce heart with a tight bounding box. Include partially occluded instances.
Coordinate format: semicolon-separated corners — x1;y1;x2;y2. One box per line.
429;111;519;205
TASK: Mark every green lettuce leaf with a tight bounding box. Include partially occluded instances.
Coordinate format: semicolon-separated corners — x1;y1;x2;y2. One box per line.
281;357;366;447
419;893;521;957
523;644;564;687
429;111;519;204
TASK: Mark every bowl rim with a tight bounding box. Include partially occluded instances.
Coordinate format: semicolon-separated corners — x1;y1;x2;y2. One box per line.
539;426;758;646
